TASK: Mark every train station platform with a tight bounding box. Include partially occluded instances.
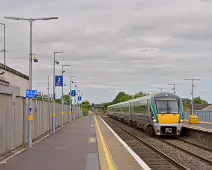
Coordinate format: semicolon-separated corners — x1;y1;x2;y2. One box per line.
0;115;100;170
0;114;149;170
183;120;212;133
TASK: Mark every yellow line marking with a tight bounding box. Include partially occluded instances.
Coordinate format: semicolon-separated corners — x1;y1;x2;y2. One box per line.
184;125;212;132
94;115;115;170
184;119;212;124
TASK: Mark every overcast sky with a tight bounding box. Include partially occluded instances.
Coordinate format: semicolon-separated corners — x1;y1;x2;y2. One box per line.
1;0;212;104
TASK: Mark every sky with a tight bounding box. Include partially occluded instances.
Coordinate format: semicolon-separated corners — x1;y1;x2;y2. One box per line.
0;0;212;104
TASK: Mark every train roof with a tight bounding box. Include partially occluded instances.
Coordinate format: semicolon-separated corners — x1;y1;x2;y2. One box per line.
107;92;180;108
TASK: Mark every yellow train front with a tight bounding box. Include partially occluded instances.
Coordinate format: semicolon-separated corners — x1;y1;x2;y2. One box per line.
150;92;183;136
107;92;184;136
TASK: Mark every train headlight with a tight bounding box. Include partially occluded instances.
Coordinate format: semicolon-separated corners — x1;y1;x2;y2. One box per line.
153;119;157;123
180;119;183;123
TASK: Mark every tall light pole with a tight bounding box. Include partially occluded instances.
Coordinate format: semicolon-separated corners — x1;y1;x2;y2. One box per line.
184;79;200;115
77;89;80;118
0;23;6;66
47;74;50;100
80;91;84;117
4;16;58;148
47;74;51;130
168;84;182;94
69;76;76;123
74;82;77;120
61;64;70;127
53;51;62;133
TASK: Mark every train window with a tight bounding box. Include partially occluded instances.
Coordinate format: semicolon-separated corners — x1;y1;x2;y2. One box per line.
134;106;142;114
156;99;179;114
122;107;129;113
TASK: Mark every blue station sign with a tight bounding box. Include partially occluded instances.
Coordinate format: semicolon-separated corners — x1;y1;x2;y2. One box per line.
26;90;38;99
55;75;63;86
78;96;82;101
71;90;76;96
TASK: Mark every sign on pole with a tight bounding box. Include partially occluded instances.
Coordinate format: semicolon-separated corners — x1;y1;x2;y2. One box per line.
71;90;76;96
78;96;82;101
55;75;64;86
26;90;38;98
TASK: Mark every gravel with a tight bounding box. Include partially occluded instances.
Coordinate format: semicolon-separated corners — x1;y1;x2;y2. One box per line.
103;118;179;170
163;139;212;162
104;117;212;170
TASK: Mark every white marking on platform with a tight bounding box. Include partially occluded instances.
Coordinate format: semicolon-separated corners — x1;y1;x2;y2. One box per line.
89;137;96;143
99;116;151;170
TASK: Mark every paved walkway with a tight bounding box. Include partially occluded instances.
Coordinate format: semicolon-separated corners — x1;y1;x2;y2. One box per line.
183;120;212;132
0;115;100;170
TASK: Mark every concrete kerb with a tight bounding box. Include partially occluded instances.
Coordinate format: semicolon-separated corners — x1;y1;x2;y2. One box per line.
94;115;116;170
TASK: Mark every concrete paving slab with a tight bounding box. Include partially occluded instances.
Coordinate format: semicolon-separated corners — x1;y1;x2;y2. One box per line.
0;115;100;170
95;115;144;170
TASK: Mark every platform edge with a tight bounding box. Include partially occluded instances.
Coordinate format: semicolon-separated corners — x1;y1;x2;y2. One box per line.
99;115;151;170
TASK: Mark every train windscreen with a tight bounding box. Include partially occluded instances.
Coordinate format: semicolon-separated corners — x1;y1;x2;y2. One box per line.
155;98;179;114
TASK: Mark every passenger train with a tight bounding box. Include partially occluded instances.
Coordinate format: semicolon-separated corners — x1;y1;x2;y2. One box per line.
107;92;184;136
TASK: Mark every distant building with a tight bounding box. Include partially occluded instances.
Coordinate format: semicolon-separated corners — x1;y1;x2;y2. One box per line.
202;105;212;111
184;104;210;111
0;63;29;97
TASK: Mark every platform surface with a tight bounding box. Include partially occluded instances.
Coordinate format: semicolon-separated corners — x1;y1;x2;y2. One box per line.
183;120;212;132
0;115;100;170
95;115;146;170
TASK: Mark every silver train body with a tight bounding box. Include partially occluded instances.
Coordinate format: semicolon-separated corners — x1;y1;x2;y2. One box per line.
107;92;184;136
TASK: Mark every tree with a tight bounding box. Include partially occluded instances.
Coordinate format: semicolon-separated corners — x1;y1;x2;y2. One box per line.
112;92;132;104
82;100;91;114
82;100;91;108
193;97;208;104
63;95;70;105
133;91;144;99
37;95;43;101
55;99;62;104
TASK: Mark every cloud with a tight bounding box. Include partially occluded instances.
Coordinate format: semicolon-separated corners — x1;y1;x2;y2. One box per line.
1;0;212;103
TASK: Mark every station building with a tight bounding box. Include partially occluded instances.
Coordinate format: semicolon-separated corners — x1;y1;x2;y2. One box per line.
0;63;29;96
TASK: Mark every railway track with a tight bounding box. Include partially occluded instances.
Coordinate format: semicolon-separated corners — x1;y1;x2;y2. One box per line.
101;116;188;170
177;138;212;152
161;139;212;165
101;116;212;170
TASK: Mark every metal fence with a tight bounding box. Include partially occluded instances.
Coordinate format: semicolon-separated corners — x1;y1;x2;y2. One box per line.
0;93;81;156
183;111;212;123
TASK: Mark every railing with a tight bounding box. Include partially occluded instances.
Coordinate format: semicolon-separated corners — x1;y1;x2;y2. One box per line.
183;111;212;123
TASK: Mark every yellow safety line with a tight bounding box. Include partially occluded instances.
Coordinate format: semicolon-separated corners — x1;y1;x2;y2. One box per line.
94;115;115;170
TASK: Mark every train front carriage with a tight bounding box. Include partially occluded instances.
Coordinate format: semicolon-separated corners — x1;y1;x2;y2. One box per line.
151;92;183;136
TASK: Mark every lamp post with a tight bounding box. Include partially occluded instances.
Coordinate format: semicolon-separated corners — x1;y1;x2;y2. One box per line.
0;23;6;66
47;74;50;101
69;76;76;123
4;16;58;148
53;51;62;133
80;91;84;117
184;79;200;115
77;89;80;118
74;82;77;120
168;84;182;94
47;74;50;127
61;64;70;127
